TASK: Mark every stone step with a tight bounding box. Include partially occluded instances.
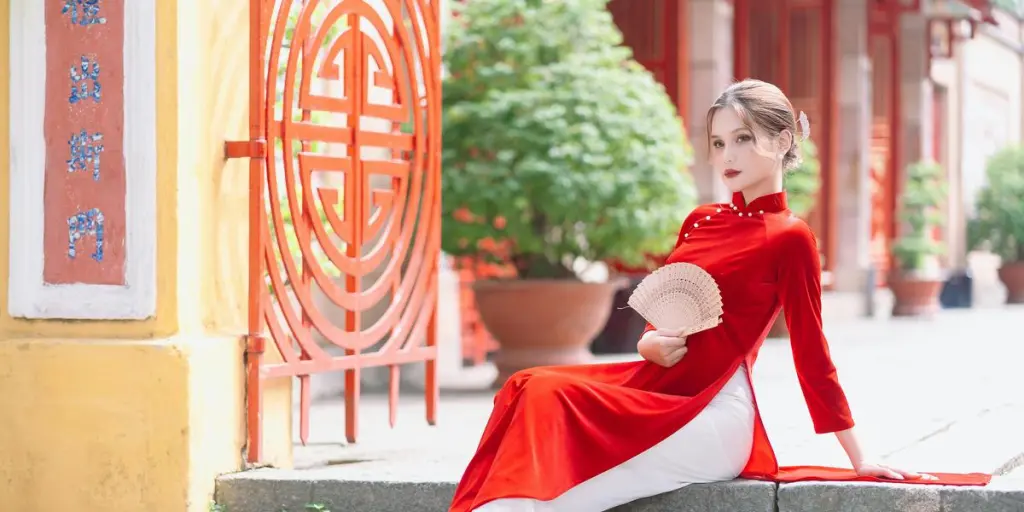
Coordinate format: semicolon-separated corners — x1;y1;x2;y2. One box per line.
776;477;1024;512
214;472;1024;512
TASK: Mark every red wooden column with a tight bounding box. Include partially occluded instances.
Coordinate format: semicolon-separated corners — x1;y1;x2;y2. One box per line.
607;0;689;126
733;0;838;286
868;1;901;285
673;0;689;125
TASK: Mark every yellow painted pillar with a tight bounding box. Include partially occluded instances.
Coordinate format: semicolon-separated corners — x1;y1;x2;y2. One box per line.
0;0;291;510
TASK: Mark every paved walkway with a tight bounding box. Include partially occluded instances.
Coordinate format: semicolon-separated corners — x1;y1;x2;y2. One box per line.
289;305;1024;482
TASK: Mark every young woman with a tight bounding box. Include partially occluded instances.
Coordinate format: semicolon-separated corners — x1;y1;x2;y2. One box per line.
449;79;990;512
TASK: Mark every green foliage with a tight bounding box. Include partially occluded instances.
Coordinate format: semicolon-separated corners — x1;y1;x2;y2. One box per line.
967;145;1024;262
992;0;1022;15
441;0;696;279
784;138;821;218
891;160;947;271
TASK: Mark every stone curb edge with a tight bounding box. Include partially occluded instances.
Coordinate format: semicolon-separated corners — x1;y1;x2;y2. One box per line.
214;473;1024;512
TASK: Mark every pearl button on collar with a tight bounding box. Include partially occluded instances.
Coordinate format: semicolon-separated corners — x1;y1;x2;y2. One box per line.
681;201;770;241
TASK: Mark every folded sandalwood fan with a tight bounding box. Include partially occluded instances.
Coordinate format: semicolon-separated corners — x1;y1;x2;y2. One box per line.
627;262;724;336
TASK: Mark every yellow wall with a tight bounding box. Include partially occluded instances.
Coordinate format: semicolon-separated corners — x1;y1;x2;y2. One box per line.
0;0;288;510
176;0;252;338
0;340;190;510
0;336;245;511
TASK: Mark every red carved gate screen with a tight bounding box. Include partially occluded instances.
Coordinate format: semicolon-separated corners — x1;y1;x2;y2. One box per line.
230;0;443;463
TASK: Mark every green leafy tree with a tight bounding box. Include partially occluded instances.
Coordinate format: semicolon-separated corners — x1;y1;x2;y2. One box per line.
967;145;1024;262
442;0;696;279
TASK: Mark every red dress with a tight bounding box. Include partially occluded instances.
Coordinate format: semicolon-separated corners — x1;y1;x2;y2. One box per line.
450;191;990;511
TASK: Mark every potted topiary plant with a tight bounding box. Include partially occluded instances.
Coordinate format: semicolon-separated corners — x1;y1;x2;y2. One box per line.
888;160;947;316
967;144;1024;304
767;138;821;337
442;0;696;385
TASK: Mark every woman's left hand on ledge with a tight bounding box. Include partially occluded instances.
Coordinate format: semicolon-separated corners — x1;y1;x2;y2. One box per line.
855;461;937;481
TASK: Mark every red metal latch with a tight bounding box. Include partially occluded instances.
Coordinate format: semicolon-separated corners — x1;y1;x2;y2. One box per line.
244;333;266;355
225;139;267;159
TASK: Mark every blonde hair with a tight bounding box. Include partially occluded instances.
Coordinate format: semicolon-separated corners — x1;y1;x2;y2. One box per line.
705;79;808;170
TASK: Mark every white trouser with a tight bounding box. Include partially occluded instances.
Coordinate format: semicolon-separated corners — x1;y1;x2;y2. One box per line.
474;365;756;512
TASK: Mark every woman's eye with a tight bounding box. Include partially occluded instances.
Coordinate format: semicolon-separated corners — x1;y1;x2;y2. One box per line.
712;140;724;148
736;134;752;143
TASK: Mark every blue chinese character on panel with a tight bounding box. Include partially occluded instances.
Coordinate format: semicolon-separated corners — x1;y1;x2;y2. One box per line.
67;130;104;181
68;208;105;262
69;56;101;104
62;0;107;27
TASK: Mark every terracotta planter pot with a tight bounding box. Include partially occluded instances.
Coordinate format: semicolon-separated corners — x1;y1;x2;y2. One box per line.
592;274;648;354
997;262;1024;304
472;278;627;387
888;271;943;317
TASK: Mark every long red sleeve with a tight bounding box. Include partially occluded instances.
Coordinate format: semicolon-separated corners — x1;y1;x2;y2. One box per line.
776;224;855;434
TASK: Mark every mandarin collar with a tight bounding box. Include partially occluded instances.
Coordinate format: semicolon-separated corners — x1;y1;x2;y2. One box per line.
731;191;789;214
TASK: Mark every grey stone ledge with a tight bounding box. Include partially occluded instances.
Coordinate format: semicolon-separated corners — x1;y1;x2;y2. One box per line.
215;471;1024;512
778;478;1024;512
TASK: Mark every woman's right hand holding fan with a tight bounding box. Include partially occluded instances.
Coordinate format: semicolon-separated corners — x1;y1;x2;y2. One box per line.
637;328;688;367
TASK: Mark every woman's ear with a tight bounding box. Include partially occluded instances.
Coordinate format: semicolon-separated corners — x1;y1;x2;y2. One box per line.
778;129;794;154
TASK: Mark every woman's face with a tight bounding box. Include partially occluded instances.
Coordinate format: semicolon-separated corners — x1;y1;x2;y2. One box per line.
708;107;783;198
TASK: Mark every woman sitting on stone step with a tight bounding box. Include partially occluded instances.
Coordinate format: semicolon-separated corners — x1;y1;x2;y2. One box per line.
449;79;989;512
